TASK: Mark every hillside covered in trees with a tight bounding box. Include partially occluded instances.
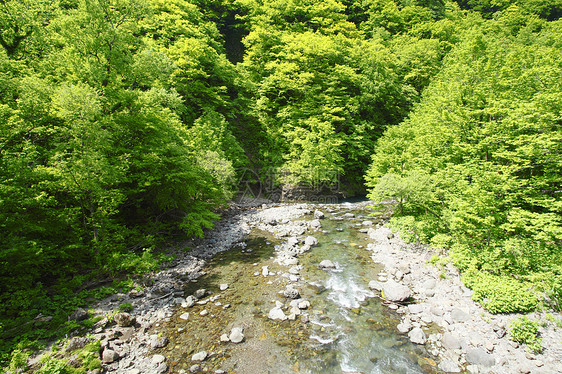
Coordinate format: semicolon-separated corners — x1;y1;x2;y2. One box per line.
0;0;560;367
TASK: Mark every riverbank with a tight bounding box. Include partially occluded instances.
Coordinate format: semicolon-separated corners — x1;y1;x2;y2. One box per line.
25;201;562;374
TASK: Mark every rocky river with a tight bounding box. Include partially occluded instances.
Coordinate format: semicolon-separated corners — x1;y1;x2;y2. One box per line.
50;201;562;374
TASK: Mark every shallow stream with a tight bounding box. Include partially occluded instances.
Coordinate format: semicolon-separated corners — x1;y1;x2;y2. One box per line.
152;205;443;373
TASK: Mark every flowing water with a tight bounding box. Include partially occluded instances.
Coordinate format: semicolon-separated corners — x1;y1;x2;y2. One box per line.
153;205;443;373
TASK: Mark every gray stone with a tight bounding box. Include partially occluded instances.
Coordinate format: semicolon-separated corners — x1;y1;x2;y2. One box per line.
180;312;190;320
268;307;287;321
421;278;437;290
451;308;470;322
190;364;201;373
65;337;91;351
438;359;461;373
408;327;427;344
368;280;383;291
102;349;119;363
466;347;495;367
304;236;318;247
430;306;444;316
156;363;168;374
397;321;412;333
192;351;207;362
310;219;322;229
229;327;244;343
298;300;310;309
382;280;411;302
262;266;270;277
314;210;325;219
408;304;424;314
150;336;169;349
442;332;461;350
185;295;197;307
114;312;135;327
283;286;300;299
69;308;89;322
319;260;336;269
152;354;166;365
362;220;373;226
220;334;230;342
219;284;229;291
194;289;206;299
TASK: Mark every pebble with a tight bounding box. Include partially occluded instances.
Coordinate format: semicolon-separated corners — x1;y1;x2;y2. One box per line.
192;351;207;362
219;284;229;291
180;312;190;320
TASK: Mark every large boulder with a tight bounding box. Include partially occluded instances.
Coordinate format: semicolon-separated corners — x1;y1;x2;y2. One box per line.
381;280;411;302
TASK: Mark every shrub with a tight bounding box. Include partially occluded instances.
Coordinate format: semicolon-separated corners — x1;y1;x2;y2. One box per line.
509;316;542;353
463;269;538;314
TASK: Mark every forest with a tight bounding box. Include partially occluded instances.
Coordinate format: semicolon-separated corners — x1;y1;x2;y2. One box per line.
0;0;560;368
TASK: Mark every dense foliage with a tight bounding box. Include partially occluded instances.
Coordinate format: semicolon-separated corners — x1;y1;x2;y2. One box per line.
0;0;560;369
366;9;562;313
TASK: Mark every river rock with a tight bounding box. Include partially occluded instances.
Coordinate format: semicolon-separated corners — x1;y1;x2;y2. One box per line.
381;280;411;302
283;286;300;299
368;280;383;291
319;260;336;269
194;289;206;299
220;334;230;342
102;348;119;364
152;354;166;365
408;304;424;314
185;295;197;307
287;237;299;247
298;300;310;309
180;312;190;320
408;327;427;344
362;220;373;226
150;336;169;349
268;307;287;321
466;347;495;367
343;213;355;218
192;351;207;362
441;332;461;350
114;312;135;327
451;308;470;322
219;284;229;291
282;257;299;266
397;321;412;333
289;266;300;275
229;327;244;343
304;236;318;247
438;359;461;373
314;210;325;219
310;219;322;229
